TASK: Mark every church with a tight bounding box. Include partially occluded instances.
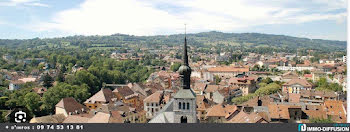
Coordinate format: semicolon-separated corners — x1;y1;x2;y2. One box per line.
149;31;197;123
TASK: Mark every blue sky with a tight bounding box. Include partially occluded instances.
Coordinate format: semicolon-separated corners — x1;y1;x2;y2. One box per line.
0;0;347;41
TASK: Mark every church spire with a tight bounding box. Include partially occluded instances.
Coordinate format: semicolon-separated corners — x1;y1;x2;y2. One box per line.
178;24;191;89
184;24;189;66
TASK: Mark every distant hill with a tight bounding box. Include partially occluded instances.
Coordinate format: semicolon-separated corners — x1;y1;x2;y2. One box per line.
0;31;346;52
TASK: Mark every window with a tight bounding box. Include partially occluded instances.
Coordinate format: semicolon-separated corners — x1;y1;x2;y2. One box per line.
183;103;186;109
187;103;190;110
179;102;182;109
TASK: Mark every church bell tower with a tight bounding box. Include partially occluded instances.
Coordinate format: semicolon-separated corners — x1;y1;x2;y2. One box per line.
173;25;197;123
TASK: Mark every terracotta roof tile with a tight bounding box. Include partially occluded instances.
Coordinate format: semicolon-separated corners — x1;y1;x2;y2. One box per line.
56;97;87;114
208;66;249;72
206;104;238;118
84;88;114;104
63;115;90;123
283;79;312;87
143;91;163;103
324;100;347;123
268;104;293;120
193;83;207;91
228;111;266;123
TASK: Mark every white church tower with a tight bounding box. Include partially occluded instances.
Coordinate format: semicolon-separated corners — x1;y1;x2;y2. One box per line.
148;26;197;123
173;27;197;123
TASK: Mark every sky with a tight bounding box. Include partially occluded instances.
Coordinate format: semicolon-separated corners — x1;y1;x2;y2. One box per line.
0;0;347;41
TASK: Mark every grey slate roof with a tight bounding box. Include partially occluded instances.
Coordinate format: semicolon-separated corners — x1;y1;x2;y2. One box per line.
149;99;175;123
173;89;196;99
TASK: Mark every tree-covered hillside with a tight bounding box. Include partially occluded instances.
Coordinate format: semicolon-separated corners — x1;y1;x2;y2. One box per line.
0;31;346;52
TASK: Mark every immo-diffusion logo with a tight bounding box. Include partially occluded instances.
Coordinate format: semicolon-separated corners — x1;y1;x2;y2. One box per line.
298;124;350;132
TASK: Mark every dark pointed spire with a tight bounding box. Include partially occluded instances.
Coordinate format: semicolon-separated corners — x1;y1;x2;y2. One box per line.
184;24;189;66
178;24;191;89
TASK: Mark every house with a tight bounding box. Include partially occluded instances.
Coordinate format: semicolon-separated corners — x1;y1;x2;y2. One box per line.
31;87;47;97
109;84;140;106
204;85;220;101
268;103;303;123
282;79;313;94
143;91;166;119
128;83;148;97
8;80;24;90
212;91;225;104
87;112;113;123
84;88;115;109
276;66;314;71
196;95;212;122
312;70;327;82
303;74;313;80
95;101;146;123
29;114;66;123
228;76;257;96
193;83;207;95
18;77;36;83
227;111;268;123
63;115;92;123
239;95;278;113
55;97;88;117
302;105;328;120
71;64;84;73
2;54;12;61
207;66;249;78
324;100;347;123
218;86;242;103
288;93;300;103
299;89;337;104
281;71;299;82
206;104;239;123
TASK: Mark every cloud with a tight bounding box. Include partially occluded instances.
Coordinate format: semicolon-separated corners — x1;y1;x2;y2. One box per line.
25;2;49;7
0;0;49;7
34;0;347;36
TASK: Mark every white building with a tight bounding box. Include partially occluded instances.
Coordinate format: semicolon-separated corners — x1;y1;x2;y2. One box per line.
276;66;314;71
143;91;165;119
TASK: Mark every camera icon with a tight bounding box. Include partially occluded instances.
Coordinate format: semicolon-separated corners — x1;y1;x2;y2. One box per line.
14;110;26;123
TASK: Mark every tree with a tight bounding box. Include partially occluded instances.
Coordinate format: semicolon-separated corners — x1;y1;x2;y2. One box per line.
261;77;273;84
315;77;342;92
0;111;4;123
42;73;54;88
214;75;221;85
303;70;311;74
0;96;8;109
170;62;181;72
231;93;256;104
42;83;90;113
258;82;267;88
24;92;41;115
255;83;281;96
56;72;65;82
74;70;100;94
251;65;260;71
309;117;334;123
